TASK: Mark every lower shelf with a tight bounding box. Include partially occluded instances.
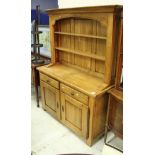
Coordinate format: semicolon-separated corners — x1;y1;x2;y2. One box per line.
55;47;105;61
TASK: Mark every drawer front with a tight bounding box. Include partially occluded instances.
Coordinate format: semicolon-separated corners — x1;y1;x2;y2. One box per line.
60;83;88;105
40;73;59;89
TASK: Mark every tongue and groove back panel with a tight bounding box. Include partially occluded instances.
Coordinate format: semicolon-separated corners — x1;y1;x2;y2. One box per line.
54;17;107;77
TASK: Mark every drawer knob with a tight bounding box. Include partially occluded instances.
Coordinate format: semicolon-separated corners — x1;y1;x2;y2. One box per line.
71;92;74;96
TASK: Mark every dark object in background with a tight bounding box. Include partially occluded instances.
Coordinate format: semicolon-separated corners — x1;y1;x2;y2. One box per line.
31;5;44;64
31;9;49;25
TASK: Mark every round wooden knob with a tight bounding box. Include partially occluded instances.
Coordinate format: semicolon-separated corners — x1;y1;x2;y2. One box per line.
62;106;64;112
71;92;74;96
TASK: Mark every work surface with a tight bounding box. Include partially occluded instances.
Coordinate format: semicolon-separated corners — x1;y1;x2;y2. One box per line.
37;63;108;96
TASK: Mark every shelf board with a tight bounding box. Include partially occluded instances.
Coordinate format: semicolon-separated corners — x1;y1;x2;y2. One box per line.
54;32;107;40
31;31;42;34
55;47;105;61
31;44;43;47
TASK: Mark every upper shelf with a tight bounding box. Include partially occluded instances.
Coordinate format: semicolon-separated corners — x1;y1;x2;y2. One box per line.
55;47;105;61
54;32;107;40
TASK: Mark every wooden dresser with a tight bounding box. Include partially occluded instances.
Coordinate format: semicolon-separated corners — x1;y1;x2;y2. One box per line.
37;5;123;146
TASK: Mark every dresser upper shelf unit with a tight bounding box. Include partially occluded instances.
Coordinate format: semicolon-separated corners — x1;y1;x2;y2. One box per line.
54;31;107;40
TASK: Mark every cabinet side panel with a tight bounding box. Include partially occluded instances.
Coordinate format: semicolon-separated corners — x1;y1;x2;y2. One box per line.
104;14;114;84
93;93;108;139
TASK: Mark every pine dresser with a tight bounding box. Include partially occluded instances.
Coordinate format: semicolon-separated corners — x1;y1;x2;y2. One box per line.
37;5;123;146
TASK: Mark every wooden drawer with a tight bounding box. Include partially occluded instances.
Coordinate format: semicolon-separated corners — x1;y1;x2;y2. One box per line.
60;83;88;105
40;73;59;89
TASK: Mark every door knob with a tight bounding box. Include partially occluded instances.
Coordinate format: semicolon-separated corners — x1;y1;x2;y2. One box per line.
62;106;64;112
71;92;74;96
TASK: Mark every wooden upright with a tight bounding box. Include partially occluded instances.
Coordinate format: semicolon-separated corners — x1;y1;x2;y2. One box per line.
104;9;123;152
37;5;123;146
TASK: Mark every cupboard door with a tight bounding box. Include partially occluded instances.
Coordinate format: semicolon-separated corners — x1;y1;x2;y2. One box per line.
40;81;60;120
61;92;88;138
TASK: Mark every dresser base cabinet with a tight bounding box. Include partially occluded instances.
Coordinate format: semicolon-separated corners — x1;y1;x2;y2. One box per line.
39;71;109;146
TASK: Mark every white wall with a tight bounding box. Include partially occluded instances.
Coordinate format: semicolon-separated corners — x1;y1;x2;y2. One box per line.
58;0;123;8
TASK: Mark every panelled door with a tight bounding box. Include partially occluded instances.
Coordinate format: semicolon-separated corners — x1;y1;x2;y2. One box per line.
61;92;89;138
40;81;60;120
